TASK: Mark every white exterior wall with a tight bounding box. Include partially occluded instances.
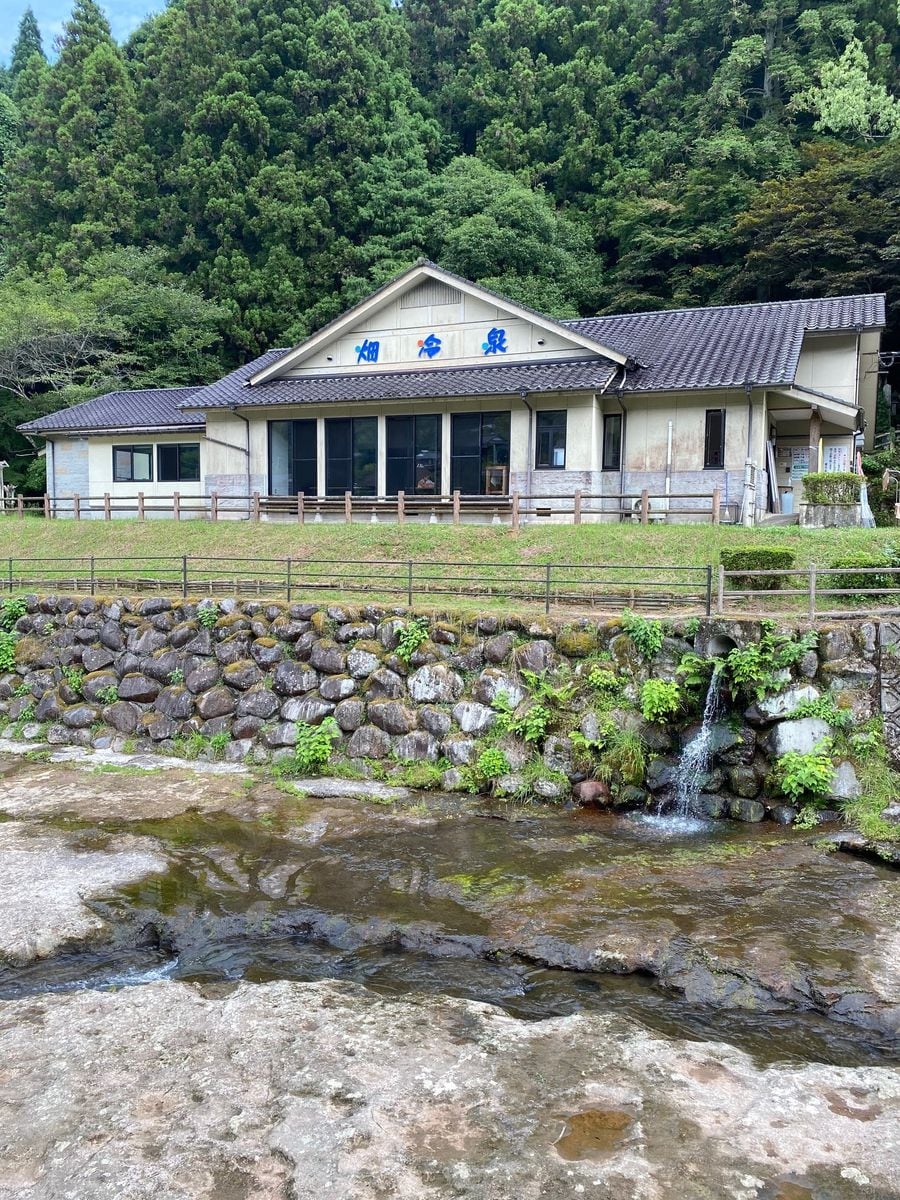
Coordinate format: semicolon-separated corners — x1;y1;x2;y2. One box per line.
291;284;591;376
795;334;858;405
87;434;205;500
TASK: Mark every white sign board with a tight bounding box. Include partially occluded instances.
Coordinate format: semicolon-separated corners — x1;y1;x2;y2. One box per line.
822;443;850;473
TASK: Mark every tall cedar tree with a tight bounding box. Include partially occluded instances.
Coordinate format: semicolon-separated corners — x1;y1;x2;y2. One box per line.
6;0;145;270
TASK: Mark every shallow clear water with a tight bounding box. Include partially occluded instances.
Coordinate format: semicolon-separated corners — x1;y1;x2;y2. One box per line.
1;776;898;1071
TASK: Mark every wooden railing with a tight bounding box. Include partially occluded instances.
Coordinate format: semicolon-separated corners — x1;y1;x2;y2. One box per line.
3;487;734;526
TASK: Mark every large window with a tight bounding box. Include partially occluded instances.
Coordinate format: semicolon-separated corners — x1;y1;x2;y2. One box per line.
157;443;200;483
450;411;510;495
602;414;622;471
113;445;152;483
269;420;317;495
326;417;377;495
704;409;726;470
535;410;566;469
386;415;441;495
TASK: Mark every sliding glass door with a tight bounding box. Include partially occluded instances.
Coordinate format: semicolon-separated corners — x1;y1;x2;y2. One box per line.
325;417;377;496
268;420;317;495
450;411;510;495
386;415;441;495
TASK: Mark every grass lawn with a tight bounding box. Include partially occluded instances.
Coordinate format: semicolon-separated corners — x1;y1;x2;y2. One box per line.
0;518;897;614
1;516;897;568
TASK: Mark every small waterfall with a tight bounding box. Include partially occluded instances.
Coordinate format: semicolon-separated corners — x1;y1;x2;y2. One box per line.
667;666;724;818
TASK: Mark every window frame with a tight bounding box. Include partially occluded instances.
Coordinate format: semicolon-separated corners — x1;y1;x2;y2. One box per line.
268;419;317;496
325;416;378;496
112;444;153;483
602;413;623;472
157;442;201;483
704;409;726;470
534;410;567;470
385;414;442;495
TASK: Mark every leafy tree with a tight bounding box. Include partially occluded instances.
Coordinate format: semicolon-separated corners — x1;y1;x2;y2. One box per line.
9;8;45;84
5;0;146;269
422;156;605;316
727;141;900;345
794;37;900;140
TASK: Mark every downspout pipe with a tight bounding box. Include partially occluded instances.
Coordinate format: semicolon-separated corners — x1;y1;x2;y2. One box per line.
229;407;252;519
519;390;534;512
743;382;755;526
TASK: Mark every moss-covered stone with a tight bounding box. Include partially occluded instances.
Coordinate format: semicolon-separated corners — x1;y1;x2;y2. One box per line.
556;627;598;658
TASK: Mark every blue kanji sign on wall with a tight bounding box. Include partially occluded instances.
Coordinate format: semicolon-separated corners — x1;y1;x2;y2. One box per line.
355;338;380;365
417;333;442;359
482;327;508;355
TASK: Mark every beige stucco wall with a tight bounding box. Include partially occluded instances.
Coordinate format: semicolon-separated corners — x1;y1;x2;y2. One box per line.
291;284;593;375
795;334;859;405
617;392;750;474
86;434;205;501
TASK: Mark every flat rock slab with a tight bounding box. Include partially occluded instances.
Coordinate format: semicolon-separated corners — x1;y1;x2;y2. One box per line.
0;979;897;1200
0;823;167;964
0;750;249;821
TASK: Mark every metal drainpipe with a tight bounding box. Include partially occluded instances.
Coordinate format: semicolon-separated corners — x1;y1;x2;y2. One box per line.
744;382;755;526
519;390;534;505
616;369;628;510
230;407;252;516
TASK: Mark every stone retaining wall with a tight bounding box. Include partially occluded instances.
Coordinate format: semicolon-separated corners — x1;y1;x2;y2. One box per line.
0;597;885;821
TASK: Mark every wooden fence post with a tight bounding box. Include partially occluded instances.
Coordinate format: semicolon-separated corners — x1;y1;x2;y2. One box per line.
574;490;582;526
297;492;304;524
138;491;145;521
712;487;721;526
809;562;817;619
16;496;23;519
252;491;260;522
640;489;649;526
717;564;725;614
103;493;111;521
344;491;352;523
452;490;460;525
73;494;81;521
173;491;181;521
397;490;405;526
43;494;50;519
210;492;217;522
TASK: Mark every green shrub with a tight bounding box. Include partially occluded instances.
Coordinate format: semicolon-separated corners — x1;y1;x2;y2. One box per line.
639;679;681;723
620;611;665;659
788;695;853;730
197;603;219;630
0;632;17;672
62;666;84;696
826;551;895;596
722;623;817;701
0;598;26;631
476;747;510;782
288;717;341;774
773;743;833;803
396;617;429;664
801;472;861;505
720;547;795;591
586;662;621;698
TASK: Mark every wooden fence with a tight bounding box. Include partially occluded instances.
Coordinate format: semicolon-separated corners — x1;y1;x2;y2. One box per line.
2;555;899;616
3;487;736;527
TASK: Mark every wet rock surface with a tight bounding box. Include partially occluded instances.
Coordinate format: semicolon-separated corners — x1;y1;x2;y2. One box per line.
0;979;898;1200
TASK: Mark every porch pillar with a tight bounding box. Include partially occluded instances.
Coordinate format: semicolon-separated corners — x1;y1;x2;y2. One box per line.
808;406;821;478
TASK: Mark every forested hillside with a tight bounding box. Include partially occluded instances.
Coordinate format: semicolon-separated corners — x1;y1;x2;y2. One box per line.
1;0;899;487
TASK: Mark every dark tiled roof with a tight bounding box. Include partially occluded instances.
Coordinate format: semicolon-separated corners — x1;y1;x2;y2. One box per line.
183;354;619;409
18;388;204;434
565;294;885;394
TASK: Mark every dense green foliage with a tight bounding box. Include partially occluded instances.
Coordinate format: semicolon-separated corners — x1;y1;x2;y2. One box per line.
1;0;898;480
801;472;862;505
720;546;796;590
826;549;897;593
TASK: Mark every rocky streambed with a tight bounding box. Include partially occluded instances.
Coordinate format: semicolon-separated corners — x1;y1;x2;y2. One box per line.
0;747;898;1199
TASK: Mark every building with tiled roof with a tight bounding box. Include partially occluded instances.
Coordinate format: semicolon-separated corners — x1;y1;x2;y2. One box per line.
19;263;886;522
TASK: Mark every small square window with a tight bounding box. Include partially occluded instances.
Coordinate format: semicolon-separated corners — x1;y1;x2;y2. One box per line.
158;443;201;482
535;410;566;469
112;445;153;483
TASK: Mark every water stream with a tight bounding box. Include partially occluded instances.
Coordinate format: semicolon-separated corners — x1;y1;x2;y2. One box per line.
1;756;898;1071
639;667;725;835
